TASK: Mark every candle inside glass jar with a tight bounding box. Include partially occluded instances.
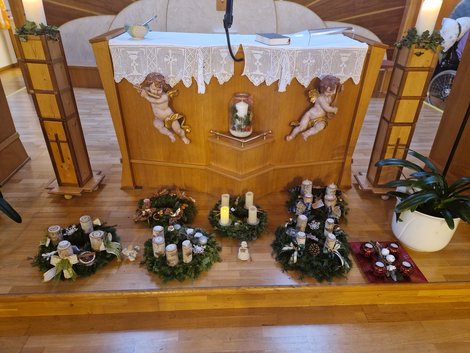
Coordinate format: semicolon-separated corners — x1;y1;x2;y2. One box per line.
89;230;105;251
301;179;313;196
296;214;308;232
221;194;230;208
47;225;62;246
182;240;192;263
152;225;164;238
57;240;73;259
245;191;254;208
80;215;94;234
296;231;306;246
247;206;258;225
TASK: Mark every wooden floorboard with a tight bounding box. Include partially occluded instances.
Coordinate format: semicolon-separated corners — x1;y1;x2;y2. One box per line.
0;68;470;351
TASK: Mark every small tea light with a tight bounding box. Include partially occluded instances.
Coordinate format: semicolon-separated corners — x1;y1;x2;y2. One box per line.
301;179;313;196
303;193;313;204
152;236;165;257
388;242;400;255
47;225;62;246
296;231;306;246
373;261;386;276
399;261;414;276
152;225;164;238
182;240;192;263
165;244;179;267
198;235;208;245
220;206;231;226
245;191;254;209
296;214;308;232
89;230;105;251
186;228;194;236
194;232;203;239
80;215;94;234
381;248;390;257
221;194;230;208
57;240;73;259
385;254;396;264
360;242;374;257
247;206;259;225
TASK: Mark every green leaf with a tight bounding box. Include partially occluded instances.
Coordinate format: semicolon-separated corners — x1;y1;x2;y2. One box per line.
384;179;417;188
387;191;410;199
375;158;424;172
396;192;439;212
407;150;440;173
441;209;455;229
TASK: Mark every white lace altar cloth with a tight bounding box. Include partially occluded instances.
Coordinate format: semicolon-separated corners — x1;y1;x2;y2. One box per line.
109;31;368;94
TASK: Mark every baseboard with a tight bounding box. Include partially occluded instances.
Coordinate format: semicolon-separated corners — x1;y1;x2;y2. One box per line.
69;66;103;89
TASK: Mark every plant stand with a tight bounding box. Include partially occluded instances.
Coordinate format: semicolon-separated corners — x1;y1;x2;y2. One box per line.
15;33;104;197
355;45;439;190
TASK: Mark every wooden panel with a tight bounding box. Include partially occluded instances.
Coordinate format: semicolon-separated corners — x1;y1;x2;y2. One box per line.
66;115;93;184
35;93;61;118
19;38;46;60
26;63;53;90
49;141;78;184
401;71;429;96
43;120;67;140
69;66;103;89
383;97;420;123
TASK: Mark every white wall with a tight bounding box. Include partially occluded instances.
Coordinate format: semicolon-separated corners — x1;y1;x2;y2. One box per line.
0;29;16;68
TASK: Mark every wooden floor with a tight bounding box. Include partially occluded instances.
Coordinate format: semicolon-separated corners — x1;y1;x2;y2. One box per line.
1;68;470;352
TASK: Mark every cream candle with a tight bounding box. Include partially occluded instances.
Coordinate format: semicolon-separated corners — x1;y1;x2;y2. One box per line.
296;231;306;246
245;191;254;208
165;244;178;267
301;179;312;196
23;0;47;24
152;225;164;238
57;240;73;259
221;193;230;207
152;236;165;257
415;0;443;34
79;215;93;234
182;240;192;263
296;214;308;232
247;206;258;225
47;225;62;246
220;206;230;226
235;100;249;117
89;230;105;251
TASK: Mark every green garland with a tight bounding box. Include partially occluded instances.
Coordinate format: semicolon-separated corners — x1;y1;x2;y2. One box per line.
271;219;352;282
32;222;121;280
208;195;268;241
395;27;443;53
16;21;60;41
134;189;197;228
142;225;221;282
286;185;348;222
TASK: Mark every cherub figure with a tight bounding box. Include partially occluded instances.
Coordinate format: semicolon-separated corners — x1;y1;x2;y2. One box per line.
285;75;341;141
136;73;191;144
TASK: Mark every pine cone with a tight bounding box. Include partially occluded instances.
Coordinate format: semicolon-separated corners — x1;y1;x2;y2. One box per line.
308;243;320;256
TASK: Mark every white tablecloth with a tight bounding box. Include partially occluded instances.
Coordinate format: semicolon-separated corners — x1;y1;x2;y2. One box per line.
109;31;368;93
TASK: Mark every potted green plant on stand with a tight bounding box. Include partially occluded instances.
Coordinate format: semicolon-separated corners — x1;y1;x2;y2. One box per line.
376;150;470;252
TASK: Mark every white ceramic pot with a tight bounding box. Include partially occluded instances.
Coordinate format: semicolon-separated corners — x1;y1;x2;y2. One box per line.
392;209;460;252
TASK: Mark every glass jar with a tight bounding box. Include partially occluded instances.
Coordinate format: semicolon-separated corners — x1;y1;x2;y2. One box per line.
229;92;253;137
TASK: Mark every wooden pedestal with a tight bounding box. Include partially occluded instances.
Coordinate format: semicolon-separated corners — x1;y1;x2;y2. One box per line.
0;79;29;186
15;34;103;196
363;45;439;188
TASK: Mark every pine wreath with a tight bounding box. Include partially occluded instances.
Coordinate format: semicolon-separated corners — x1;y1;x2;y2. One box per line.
208;194;268;241
32;222;121;281
286;184;349;222
134;189;197;228
271;217;352;282
142;225;221;282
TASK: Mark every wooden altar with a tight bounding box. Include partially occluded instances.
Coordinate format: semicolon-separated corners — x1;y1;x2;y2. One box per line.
91;30;386;196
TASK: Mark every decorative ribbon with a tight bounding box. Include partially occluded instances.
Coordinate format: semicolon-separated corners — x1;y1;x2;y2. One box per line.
326;242;350;270
43;255;78;282
99;232;121;260
281;242;299;264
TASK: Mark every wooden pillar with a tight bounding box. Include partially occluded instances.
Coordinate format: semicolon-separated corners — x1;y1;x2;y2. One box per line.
15;33;104;196
429;34;470;180
8;0;26;27
0;78;30;185
364;45;439;187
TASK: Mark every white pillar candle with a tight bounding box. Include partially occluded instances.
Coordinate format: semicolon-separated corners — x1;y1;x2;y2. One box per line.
152;236;165;257
296;231;306;246
89;230;105;251
415;0;443;34
47;225;62;246
325;233;337;250
296;214;308;232
57;240;73;259
235;100;249;116
245;191;254;208
326;183;337;196
324;194;337;208
220;206;230;226
247;205;258;225
221;194;230;208
324;218;335;236
79;215;94;234
23;0;47;24
182;240;192;263
165;243;178;267
152;225;164;238
301;179;313;196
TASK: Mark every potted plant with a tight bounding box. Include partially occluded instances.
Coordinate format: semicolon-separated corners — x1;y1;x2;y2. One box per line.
376;150;470;252
394;27;443;67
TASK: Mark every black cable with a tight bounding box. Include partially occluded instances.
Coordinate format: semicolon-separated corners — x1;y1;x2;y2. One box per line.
224;24;244;62
223;0;243;62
